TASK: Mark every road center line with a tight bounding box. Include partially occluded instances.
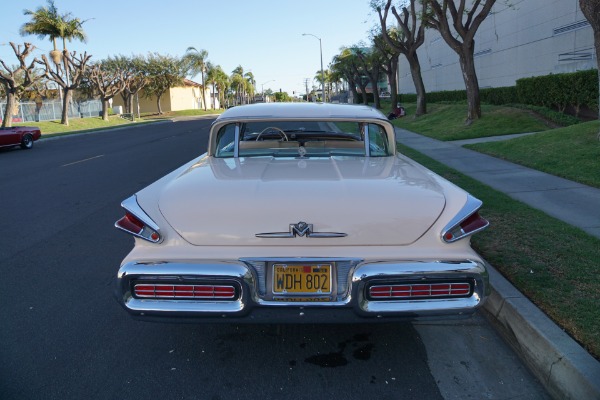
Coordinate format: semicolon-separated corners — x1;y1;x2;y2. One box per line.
61;154;104;167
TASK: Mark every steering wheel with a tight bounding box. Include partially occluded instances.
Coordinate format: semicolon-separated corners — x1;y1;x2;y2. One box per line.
255;126;289;141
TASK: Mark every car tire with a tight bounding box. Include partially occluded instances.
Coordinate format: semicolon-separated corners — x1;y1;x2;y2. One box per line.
20;134;34;150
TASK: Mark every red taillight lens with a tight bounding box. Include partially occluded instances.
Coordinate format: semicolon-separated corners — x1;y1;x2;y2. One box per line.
133;284;237;300
368;282;472;300
116;212;144;235
443;211;489;242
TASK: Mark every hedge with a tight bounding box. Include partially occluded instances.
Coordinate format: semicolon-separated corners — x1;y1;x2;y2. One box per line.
396;69;598;117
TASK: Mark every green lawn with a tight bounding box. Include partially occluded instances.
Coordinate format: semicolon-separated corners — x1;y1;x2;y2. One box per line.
13;108;223;136
466;121;600;188
16;115;141;135
390;103;552;141
398;143;600;360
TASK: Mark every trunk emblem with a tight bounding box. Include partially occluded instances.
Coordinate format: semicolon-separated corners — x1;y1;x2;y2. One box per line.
256;221;347;238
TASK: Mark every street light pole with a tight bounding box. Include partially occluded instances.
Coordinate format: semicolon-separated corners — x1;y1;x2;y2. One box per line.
302;33;326;102
261;79;274;102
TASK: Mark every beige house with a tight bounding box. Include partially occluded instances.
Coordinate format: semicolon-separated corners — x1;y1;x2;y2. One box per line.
113;79;217;114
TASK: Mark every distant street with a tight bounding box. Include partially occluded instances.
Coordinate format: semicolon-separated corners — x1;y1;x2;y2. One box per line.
0;118;548;399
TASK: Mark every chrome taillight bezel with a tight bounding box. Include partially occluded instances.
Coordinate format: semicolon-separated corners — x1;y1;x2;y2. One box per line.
441;195;489;243
115;195;162;243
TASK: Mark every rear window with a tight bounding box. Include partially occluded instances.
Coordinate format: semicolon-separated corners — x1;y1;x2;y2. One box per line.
214;120;392;158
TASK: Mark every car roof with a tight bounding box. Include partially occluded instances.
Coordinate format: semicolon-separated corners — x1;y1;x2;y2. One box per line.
216;102;388;121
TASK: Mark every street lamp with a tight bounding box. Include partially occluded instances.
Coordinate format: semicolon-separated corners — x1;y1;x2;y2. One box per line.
261;80;274;101
302;33;325;102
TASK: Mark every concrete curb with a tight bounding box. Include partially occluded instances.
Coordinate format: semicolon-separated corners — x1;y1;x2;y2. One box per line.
484;263;600;400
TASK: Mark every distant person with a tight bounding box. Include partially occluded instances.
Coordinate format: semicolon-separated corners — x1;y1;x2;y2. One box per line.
388;103;405;120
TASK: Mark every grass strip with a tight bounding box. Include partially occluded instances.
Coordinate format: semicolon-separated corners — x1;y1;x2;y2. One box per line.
466;121;600;188
397;142;600;360
390;103;551;141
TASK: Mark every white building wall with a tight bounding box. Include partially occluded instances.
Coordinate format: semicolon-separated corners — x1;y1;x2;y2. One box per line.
398;0;596;93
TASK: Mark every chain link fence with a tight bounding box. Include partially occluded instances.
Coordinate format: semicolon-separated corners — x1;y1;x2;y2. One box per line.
0;99;102;123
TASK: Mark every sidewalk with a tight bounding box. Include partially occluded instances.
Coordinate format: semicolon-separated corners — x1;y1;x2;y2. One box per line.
396;128;600;239
395;127;600;400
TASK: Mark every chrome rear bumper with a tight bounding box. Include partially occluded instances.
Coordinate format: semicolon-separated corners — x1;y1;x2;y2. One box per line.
115;259;488;322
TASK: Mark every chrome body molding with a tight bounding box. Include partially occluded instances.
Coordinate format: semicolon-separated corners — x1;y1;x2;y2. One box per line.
115;258;488;322
256;222;347;239
115;195;163;243
441;195;489;243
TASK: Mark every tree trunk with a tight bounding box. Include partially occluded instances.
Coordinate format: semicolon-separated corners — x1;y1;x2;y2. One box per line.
594;31;600;120
156;94;163;114
388;57;399;109
61;88;71;126
407;52;427;116
202;71;208;111
459;43;481;124
2;91;16;128
101;99;110;121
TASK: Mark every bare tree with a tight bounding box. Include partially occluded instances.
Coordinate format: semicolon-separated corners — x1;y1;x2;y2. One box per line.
0;42;43;127
375;0;427;115
87;62;125;121
579;0;600;121
39;50;92;125
425;0;496;124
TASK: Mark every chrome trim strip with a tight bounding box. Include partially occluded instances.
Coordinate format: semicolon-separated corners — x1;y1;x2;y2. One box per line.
233;123;240;158
363;122;370;157
256;222;347;238
441;195;489;243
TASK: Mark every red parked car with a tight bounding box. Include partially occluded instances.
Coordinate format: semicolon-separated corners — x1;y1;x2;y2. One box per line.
0;126;42;150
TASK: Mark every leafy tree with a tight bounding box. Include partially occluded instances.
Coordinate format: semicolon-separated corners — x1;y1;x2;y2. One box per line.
212;66;230;109
274;91;291;102
104;55;149;115
372;29;401;108
353;46;384;109
183;47;209;110
87;61;126;121
579;0;600;120
331;48;362;104
425;0;497;124
0;43;44;127
375;0;427;115
144;53;185;114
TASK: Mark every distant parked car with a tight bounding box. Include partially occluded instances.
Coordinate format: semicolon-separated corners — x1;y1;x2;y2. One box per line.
380;91;391;98
114;103;490;324
0;126;42;150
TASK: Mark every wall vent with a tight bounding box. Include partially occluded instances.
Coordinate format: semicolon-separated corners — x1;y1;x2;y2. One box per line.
474;48;492;58
553;20;590;36
558;48;594;62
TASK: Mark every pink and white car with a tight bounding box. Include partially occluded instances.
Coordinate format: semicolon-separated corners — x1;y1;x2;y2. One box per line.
115;103;489;323
0;126;41;150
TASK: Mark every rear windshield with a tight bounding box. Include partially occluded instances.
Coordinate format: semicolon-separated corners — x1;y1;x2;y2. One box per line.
214;120;392;158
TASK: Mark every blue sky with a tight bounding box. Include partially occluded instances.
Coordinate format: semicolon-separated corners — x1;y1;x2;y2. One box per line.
0;0;377;96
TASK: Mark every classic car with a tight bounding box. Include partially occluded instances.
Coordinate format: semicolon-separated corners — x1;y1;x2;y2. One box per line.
115;102;489;323
0;126;42;150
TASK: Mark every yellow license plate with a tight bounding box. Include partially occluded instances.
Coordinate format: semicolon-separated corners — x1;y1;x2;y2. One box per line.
272;264;332;294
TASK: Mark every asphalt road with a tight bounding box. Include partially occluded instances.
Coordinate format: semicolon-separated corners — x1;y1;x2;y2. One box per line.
0;118;549;399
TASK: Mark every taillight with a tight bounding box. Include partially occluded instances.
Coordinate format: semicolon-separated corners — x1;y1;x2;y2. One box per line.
442;195;489;243
115;195;161;243
133;284;237;300
368;281;472;300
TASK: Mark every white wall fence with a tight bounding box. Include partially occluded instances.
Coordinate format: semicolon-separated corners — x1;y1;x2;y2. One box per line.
0;100;102;123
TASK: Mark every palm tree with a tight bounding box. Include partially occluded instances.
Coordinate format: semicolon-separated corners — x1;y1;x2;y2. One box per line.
183;47;209;110
21;0;62;63
21;0;87;65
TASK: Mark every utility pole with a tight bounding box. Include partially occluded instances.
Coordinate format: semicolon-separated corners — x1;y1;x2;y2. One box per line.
303;78;311;102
